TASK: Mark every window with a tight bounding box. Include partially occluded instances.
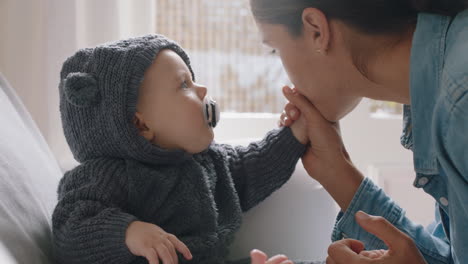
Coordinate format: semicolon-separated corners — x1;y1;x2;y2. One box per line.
370;101;403;118
155;0;403;117
155;0;290;113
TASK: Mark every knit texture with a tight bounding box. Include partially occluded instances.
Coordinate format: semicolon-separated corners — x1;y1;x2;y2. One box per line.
52;127;307;263
58;34;195;165
53;34;312;263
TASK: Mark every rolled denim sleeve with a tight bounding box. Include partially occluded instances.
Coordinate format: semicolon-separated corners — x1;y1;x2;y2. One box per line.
331;177;452;264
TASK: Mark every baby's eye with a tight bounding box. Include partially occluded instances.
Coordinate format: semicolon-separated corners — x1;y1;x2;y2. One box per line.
181;81;189;89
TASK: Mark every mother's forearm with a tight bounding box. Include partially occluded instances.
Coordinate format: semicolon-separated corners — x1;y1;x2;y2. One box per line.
314;159;364;211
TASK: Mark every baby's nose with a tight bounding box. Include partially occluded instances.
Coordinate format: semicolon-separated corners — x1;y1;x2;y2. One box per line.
197;85;207;99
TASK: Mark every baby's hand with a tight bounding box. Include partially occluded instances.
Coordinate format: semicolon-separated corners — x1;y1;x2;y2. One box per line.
250;249;293;264
125;221;192;264
279;99;308;145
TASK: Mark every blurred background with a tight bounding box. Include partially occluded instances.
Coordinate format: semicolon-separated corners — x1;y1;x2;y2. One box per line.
0;0;434;260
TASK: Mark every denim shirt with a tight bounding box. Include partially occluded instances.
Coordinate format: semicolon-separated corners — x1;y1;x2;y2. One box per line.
331;10;468;264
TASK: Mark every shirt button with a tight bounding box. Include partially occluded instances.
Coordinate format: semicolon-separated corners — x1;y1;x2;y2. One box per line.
418;177;429;186
439;197;449;207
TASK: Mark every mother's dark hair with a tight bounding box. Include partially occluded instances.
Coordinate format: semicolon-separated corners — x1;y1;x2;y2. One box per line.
250;0;468;36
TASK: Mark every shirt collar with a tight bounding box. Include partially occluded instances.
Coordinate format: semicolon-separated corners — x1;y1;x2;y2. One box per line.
401;12;452;175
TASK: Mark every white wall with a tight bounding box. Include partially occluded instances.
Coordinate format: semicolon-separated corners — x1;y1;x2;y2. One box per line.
0;0;157;167
0;0;79;160
0;0;49;135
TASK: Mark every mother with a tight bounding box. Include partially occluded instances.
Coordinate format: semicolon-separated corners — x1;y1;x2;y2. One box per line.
248;0;468;263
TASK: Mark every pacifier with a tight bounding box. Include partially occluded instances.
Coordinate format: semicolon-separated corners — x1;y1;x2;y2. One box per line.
203;96;220;128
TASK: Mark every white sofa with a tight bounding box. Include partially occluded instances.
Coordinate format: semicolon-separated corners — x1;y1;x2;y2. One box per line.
0;73;62;264
0;73;336;263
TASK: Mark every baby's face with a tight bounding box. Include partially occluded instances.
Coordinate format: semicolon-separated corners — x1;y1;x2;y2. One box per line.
135;49;214;154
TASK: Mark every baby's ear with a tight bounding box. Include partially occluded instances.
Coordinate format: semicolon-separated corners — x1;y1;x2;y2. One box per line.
133;112;155;142
63;72;100;107
133;112;149;132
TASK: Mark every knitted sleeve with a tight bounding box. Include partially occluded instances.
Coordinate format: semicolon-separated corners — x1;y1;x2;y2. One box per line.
212;127;306;212
52;159;138;264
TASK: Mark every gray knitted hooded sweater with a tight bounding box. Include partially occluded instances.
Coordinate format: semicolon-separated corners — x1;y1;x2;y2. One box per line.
52;35;307;264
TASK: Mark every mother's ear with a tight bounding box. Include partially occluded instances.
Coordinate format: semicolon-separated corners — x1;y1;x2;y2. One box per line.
301;8;330;55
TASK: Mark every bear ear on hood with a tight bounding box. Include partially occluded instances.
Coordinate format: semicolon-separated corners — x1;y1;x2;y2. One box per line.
63;72;100;107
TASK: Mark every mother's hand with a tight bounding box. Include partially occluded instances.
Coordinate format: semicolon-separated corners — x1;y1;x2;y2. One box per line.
281;86;349;168
326;211;427;264
281;86;363;211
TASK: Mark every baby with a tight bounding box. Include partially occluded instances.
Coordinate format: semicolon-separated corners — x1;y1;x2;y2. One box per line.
52;35;309;264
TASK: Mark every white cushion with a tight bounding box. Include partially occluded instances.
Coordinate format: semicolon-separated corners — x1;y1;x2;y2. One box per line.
0;73;62;263
223;138;338;261
0;242;17;264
